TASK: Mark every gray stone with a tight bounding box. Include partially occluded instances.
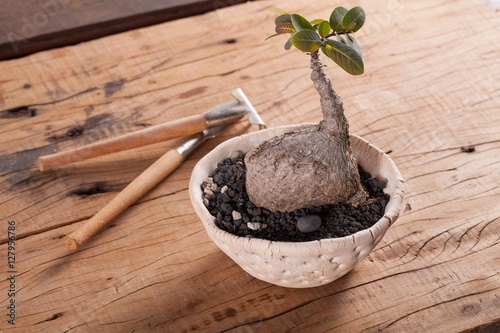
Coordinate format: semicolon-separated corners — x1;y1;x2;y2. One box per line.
297;215;322;233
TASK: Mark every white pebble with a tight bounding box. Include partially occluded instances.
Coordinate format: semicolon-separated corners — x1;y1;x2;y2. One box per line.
247;222;261;230
221;185;229;194
232;211;242;220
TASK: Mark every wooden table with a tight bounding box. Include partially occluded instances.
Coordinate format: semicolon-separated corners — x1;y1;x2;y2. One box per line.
1;0;499;331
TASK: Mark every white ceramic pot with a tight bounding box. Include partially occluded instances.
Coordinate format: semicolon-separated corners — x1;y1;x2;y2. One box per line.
189;124;404;288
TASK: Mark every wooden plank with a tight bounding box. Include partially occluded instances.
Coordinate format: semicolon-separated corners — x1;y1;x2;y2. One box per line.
0;0;499;331
0;0;254;60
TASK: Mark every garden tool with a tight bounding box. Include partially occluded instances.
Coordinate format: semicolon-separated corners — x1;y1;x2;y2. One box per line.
37;88;266;171
65;124;229;250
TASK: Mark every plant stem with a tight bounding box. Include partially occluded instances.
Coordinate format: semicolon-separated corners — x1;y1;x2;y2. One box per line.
309;50;368;206
324;31;351;39
309;51;350;139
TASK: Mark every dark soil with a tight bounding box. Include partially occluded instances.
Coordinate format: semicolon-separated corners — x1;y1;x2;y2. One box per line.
202;155;389;242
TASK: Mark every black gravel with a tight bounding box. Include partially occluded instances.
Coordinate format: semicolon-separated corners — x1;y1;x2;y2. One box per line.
202;155;390;242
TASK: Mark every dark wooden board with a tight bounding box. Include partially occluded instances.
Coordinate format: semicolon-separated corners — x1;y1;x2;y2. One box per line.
0;0;253;60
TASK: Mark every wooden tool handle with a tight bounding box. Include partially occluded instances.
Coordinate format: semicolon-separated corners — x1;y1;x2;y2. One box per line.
66;148;185;250
38;115;206;171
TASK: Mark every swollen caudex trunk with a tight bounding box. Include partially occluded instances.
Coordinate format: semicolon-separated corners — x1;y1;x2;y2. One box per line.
244;51;368;212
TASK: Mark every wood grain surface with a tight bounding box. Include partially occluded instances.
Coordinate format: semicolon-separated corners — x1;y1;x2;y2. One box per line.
0;0;499;331
0;0;253;60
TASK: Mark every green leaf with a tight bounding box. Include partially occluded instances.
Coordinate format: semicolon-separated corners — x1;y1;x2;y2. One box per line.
291;29;322;52
310;19;326;25
318;21;331;37
275;14;292;25
321;40;364;75
345;34;362;56
329;7;348;32
291;14;315;31
284;34;294;50
342;7;366;32
267;7;289;15
265;33;280;41
275;22;295;34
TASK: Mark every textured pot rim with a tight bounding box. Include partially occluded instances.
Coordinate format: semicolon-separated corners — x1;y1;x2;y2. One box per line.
189;124;404;256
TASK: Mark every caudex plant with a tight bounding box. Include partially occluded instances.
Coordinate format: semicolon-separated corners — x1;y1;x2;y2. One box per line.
245;6;369;212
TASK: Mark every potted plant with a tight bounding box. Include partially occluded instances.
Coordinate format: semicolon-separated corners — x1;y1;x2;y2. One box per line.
189;6;404;288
